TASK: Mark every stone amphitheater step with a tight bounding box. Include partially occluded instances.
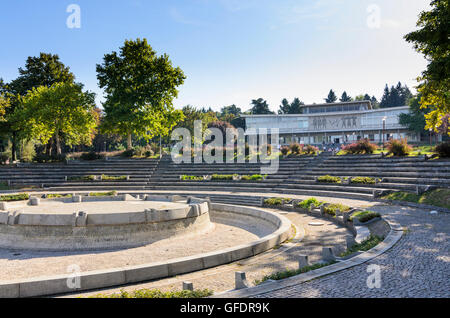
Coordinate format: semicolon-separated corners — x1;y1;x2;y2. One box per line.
282;180;417;191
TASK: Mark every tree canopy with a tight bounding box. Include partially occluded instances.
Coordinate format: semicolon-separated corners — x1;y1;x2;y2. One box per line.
278;98;304;114
97;38;186;149
404;0;449;133
15;82;97;155
250;98;274;114
324;90;337;103
380;82;413;108
340;91;352;102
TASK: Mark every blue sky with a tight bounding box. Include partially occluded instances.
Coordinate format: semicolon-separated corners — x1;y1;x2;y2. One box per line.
0;0;430;112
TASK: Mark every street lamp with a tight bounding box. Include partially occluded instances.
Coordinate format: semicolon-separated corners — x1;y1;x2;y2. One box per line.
429;128;433;145
382;116;387;150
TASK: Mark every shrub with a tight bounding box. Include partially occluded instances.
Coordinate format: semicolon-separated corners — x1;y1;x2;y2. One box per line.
89;191;117;197
350;210;381;223
317;175;341;183
386;138;412;157
323;203;351;216
342;138;377;154
297;197;323;209
134;145;154;157
289;143;303;155
122;149;135;158
303;144;319;155
80;152;105;161
211;174;234;180
180;175;204;181
350;177;377;184
280;146;289;156
0;193;29;202
101;175;127;181
340;235;383;257
0;153;8;165
435;141;450;158
68;175;96;181
241;174;266;181
264;197;292;206
46;193;73;198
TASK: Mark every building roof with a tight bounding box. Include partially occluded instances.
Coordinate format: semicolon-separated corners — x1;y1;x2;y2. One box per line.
301;100;372;109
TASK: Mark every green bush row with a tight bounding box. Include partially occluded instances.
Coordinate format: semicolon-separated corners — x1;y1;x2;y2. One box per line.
89;191;117;197
68;175;96;181
0;193;30;202
340;235;383;257
263;197;292;206
101;175;127;181
323;203;351;217
350;177;377;184
317;175;341;183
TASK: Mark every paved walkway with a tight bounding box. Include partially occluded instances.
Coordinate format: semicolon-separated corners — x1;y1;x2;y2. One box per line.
254;204;449;298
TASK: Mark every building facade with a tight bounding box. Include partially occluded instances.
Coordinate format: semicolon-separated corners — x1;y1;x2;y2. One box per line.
244;101;426;145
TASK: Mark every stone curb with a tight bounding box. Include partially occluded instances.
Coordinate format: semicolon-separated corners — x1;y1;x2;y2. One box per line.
0;203;292;298
210;219;403;298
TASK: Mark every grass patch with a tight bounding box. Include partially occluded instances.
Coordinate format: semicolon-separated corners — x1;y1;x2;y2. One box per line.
68;175;96;182
296;197;323;209
350;177;378;184
46;193;73;198
317;175;341;183
350;210;381;223
89;191;117;197
254;261;336;285
0;193;29;202
340;235;383;257
381;188;450;210
90;288;213;298
323;203;351;217
263;197;292;206
101;175;127;181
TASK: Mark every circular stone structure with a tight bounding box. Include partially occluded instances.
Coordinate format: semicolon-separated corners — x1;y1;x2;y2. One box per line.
0;194;212;251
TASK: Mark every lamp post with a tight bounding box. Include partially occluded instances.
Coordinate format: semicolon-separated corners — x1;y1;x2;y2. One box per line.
429;128;433;145
382;116;387;151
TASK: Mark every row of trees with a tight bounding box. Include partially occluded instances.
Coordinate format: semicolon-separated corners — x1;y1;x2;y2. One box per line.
0;39;186;161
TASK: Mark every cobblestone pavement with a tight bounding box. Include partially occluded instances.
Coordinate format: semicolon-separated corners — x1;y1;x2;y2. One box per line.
254;204;450;298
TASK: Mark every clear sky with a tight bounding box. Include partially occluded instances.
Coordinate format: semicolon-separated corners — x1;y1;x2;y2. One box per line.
0;0;430;112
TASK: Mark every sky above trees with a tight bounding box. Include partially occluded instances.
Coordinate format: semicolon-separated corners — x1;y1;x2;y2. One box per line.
0;0;430;112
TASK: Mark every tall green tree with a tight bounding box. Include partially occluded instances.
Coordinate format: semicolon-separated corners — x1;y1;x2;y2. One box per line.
380;82;413;108
219;104;242;122
278;98;304;114
0;94;8;122
97;38;186;150
399;94;429;135
1;53;76;160
324;90;337;103
15;83;97;155
340;91;352;102
404;0;450;133
250;98;274;114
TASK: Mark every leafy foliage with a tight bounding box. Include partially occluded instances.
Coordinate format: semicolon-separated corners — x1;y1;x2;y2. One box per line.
386;138;412;156
404;0;450;134
324;89;337;103
249;98;274;114
350;177;377;184
350;210;381;223
323;203;351;217
0;193;29;202
80;152;105;161
317;175;341;183
435;141;450;158
340;235;383;257
97;38;186;148
296;197;323;209
341;139;377;154
16;82;97;154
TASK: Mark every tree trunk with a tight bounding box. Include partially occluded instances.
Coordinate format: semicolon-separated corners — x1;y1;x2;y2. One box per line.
55;133;62;155
127;133;132;150
11;132;17;162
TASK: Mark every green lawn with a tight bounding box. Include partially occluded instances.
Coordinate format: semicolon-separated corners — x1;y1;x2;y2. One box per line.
382;188;450;210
